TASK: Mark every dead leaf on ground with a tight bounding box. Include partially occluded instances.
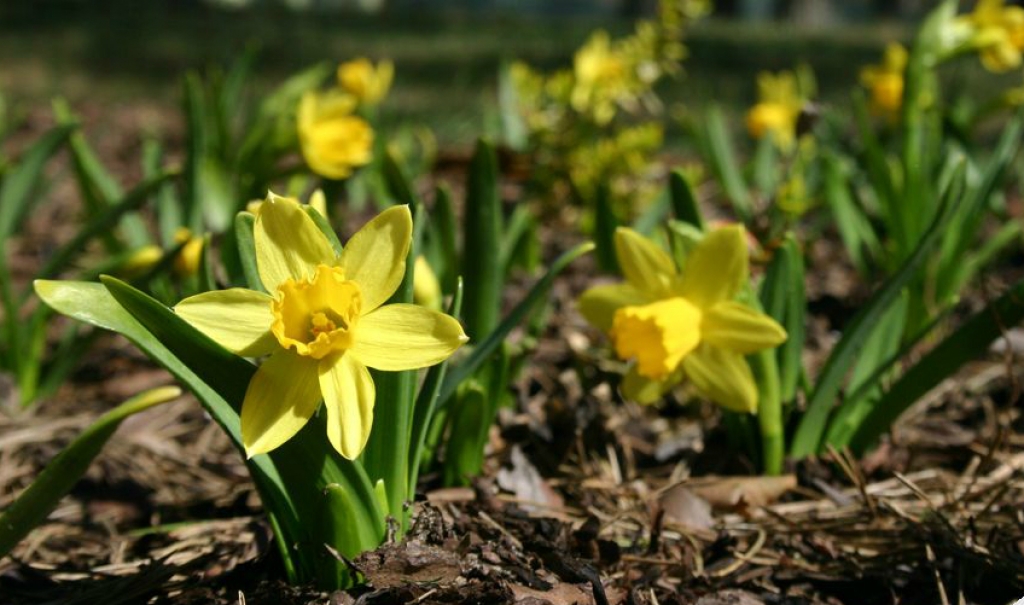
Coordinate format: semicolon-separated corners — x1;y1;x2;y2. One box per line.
686;475;797;509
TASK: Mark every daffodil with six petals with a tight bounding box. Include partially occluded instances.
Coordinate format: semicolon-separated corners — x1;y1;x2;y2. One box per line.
175;194;468;459
578;226;786;412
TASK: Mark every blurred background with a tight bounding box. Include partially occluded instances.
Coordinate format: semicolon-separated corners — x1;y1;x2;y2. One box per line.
0;0;946;149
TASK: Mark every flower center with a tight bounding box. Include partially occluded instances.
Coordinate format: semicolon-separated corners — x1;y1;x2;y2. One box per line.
271;264;362;360
610;297;702;380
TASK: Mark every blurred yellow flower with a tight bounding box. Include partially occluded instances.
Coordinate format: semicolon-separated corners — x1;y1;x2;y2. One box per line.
745;71;803;149
413;255;442;311
338;58;394;106
298;90;373;180
959;0;1024;72
120;245;163;277
174;227;204;277
578;226;786;411
860;43;907;120
175;194;467;459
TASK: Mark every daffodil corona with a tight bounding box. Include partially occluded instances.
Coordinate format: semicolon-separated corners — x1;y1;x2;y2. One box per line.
175;194;468;459
579;226;786;412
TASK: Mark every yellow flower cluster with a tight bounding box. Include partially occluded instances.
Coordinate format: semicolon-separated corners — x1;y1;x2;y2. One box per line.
568;123;663;204
298;58;393;180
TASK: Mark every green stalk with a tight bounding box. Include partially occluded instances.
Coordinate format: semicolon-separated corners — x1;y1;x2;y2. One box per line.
751;348;783;475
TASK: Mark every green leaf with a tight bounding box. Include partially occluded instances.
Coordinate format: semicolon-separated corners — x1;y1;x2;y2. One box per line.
668;169;704;230
234;211;266;293
431;184;459;291
0;386;182;558
29;171;177;293
823;152;881;274
382;148;421;208
438;241;594;405
462;139;503;339
441;384;489;486
935;111;1023;302
0;124;75;241
699;106;752;222
54;99;151;249
407;279;463;496
758;234;805;404
847;274;1024;454
789;162;965;459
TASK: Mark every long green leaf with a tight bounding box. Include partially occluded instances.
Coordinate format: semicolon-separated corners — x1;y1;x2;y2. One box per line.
438;241;594;405
0;386;182;558
54;99;150;248
29;172;177;295
700;106;752;222
0;124;75;241
847;275;1024;453
789;162;964;459
408;279;463;496
668;169;704;230
462;139;503;338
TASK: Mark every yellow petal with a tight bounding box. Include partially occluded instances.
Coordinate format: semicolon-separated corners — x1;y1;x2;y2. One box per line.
577;282;649;331
680;225;748;309
613;227;678;298
350;303;468;371
340;205;412;312
175;289;277;357
255;192;337;292
241;350;322;456
702;301;787;355
319;353;375;460
621;364;681;405
682;345;758;413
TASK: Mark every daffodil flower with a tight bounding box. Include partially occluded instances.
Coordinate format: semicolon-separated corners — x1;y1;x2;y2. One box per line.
860;43;907;120
298;90;373;180
338;58;394;107
745;71;803;150
578;226;786;412
958;0;1024;73
174;194;468;459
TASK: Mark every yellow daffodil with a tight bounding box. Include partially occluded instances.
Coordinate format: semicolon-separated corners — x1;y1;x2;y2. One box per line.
298;90;373;180
959;0;1024;72
578;226;786;412
860;43;907;120
174;193;468;459
745;71;803;150
173;227;204;277
338;58;394;106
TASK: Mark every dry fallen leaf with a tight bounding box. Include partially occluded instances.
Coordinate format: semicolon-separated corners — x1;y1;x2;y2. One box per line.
686;475;797;509
659;485;714;530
